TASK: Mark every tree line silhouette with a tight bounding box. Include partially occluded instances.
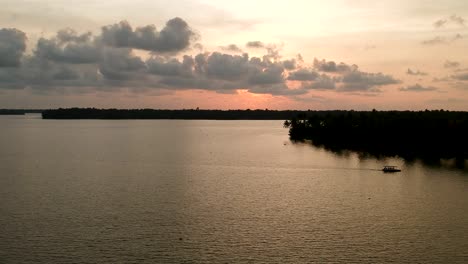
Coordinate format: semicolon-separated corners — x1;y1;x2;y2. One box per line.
0;109;42;115
284;110;468;160
42;108;310;120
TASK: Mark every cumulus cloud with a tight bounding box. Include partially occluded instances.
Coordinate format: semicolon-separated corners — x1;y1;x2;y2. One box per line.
57;28;92;43
193;43;204;51
313;75;339;90
203;52;249;81
287;68;319;81
248;64;285;85
0;19;402;98
35;36;99;64
101;18;196;53
52;67;80;80
293;67;400;92
340;71;400;91
282;59;296;70
406;68;428;76
302;74;338;90
399;84;438;92
147;55;194;77
0;28;27;67
313;58;357;72
0;67;25;89
98;48;146;81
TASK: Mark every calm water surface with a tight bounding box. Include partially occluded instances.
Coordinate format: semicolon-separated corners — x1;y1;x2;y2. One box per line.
1;115;467;263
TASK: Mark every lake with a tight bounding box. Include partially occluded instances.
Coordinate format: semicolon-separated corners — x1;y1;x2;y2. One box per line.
1;115;467;263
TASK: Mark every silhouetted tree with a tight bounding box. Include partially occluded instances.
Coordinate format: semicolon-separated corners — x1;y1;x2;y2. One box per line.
286;110;468;160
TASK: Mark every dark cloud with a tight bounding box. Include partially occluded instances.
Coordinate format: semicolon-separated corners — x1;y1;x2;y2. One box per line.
0;20;402;98
287;68;319;81
406;68;428;76
158;76;212;90
340;71;400;91
0;67;25;89
452;72;468;81
0;28;27;67
35;37;99;64
433;15;466;28
147;55;194;77
193;43;204;51
246;41;265;48
433;19;447;28
52;67;80;80
421;36;446;45
450;14;466;26
399;84;437;92
248;64;284;85
203;52;249;81
452;33;464;41
432;76;451;82
282;59;296;70
56;28;92;43
422;34;464;45
425;15;466;45
101;18;196;53
306;75;338;90
219;44;243;53
1;55;101;90
295;68;399;92
98;48;146;80
313;58;356;72
444;60;460;68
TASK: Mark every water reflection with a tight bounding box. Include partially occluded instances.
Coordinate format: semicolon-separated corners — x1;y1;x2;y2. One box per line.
0;117;467;263
294;139;468;171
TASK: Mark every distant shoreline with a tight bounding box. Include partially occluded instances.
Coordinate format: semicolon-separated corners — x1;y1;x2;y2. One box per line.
41;108;315;120
35;108;468;121
0;109;42;115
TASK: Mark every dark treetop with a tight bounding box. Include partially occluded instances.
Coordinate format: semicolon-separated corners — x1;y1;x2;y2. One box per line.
284;110;468;160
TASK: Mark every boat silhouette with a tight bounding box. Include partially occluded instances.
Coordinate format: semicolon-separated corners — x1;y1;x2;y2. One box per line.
382;166;401;172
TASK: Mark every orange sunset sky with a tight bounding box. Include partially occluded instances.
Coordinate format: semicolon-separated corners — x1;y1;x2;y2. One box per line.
1;0;468;110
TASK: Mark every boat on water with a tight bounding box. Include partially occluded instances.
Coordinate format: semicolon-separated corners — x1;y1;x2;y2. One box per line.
382;166;401;172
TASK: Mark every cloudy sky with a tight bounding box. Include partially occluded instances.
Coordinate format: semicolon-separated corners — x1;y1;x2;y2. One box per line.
1;0;467;110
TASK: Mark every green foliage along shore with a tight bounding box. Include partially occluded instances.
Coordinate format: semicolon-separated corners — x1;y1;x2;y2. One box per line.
284;110;468;160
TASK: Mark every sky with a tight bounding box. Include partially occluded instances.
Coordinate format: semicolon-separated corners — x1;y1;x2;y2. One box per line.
0;0;468;110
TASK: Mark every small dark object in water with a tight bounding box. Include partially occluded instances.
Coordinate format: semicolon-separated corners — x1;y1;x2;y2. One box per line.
382;166;401;173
